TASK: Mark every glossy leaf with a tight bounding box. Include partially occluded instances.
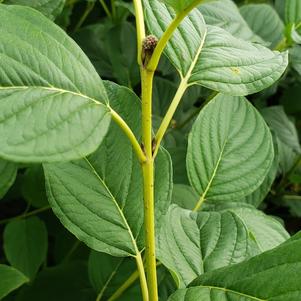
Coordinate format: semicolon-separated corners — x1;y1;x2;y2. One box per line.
0;265;28;299
0;159;17;198
157;205;289;288
171;233;301;301
44;82;172;257
187;94;274;203
199;0;264;43
144;0;288;96
0;4;111;162
240;4;284;49
4;217;48;280
4;0;65;19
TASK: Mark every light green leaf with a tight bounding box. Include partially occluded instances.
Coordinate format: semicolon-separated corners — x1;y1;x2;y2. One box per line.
187;94;274;204
157;204;289;288
240;4;284;49
144;0;288;96
239;145;279;207
4;0;65;19
285;0;301;26
3;217;48;280
44;82;172;257
172;232;301;301
0;265;28;299
199;0;264;43
0;4;111;162
88;251;136;299
0;159;17;199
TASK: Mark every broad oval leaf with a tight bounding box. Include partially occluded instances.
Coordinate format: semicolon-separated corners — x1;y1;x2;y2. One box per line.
0;159;17;198
4;0;65;19
172;232;301;301
0;265;28;299
0;4;111;162
157;204;289;288
44;82;172;257
187;94;274;204
4;217;48;280
240;4;284;49
144;0;288;96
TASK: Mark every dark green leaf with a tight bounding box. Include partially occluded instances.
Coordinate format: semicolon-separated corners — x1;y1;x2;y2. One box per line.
3;217;48;280
0;159;17;199
0;265;28;300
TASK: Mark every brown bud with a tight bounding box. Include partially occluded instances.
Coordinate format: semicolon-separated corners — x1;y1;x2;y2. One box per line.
142;35;158;52
142;35;158;66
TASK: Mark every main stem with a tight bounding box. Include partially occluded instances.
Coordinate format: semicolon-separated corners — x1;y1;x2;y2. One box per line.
141;68;158;301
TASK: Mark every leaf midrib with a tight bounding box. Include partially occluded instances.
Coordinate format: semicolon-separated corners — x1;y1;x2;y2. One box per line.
84;158;140;257
0;86;101;104
199;285;266;301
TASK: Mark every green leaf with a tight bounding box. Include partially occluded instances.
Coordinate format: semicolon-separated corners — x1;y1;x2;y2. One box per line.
88;251;137;299
144;0;288;96
172;184;198;210
0;159;17;199
44;82;172;257
0;4;111;162
261;106;301;153
187;94;274;204
240;4;284;49
285;0;301;26
290;46;301;76
199;0;264;43
0;265;28;299
161;0;208;13
74;21;139;87
170;232;301;301
157;204;289;288
21;165;48;208
15;262;94;301
3;217;48;280
239;144;279;207
4;0;65;19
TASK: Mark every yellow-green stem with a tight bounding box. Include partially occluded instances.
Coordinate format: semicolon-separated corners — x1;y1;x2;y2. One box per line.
141;67;158;301
107;253;148;301
133;0;146;65
147;0;207;72
110;108;146;163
